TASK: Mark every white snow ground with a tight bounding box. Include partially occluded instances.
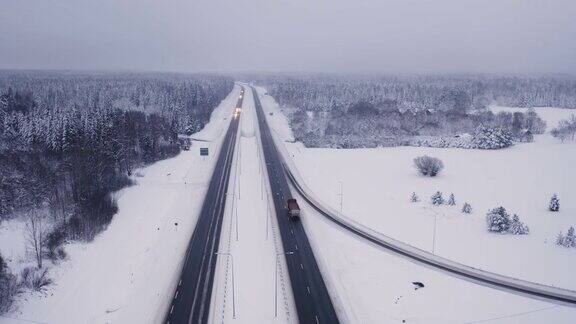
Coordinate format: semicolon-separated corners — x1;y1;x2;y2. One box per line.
209;86;297;324
255;86;576;323
0;85;242;324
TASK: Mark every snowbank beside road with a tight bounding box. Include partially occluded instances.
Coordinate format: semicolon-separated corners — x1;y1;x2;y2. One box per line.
0;85;241;324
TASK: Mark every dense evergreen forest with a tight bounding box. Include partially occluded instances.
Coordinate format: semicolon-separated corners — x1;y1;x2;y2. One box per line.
255;74;574;148
0;71;233;242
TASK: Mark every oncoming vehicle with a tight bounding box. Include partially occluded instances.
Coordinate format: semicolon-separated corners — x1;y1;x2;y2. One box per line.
286;198;300;220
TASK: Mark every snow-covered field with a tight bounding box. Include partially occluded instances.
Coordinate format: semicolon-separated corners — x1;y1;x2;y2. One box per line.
284;136;576;290
0;85;242;324
256;87;576;323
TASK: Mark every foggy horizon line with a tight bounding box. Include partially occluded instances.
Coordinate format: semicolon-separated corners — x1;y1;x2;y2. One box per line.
1;67;575;78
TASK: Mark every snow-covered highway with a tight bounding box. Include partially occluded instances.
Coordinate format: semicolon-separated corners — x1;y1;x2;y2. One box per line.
164;87;245;324
250;86;340;323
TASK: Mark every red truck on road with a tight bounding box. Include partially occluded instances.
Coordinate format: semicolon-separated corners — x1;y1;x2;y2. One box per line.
286;198;301;220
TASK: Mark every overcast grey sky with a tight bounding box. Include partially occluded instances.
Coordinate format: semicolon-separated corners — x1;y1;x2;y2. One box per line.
1;0;575;73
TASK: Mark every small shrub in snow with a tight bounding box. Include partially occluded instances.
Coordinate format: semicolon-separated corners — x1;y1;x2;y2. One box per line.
431;191;444;205
410;192;419;202
46;225;67;262
0;256;5;273
461;202;472;214
556;227;576;248
447;193;456;206
548;194;560;212
0;254;18;315
19;266;52;291
486;207;528;234
472;127;514;149
56;248;67;261
414;155;444;177
508;214;529;235
551;115;576;142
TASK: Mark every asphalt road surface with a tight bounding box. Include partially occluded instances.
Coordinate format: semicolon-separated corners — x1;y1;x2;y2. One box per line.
165;86;244;324
251;86;340;324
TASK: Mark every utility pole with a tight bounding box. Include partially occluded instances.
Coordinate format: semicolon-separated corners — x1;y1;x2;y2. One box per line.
432;214;437;255
338;181;344;212
235;193;239;241
275;251;294;318
236;146;241;200
239;136;242;175
238;110;242;176
215;252;235;319
227;193;239;242
266;193;270;240
261;173;264;200
258;139;262;175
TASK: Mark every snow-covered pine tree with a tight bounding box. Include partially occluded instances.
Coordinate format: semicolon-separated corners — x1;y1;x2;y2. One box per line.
472;127;514;149
509;214;529;235
556;232;565;246
486;207;511;233
447;193;456;206
548;194;560;212
565;226;576;247
431;191;444;205
410;192;419;202
461;202;472;214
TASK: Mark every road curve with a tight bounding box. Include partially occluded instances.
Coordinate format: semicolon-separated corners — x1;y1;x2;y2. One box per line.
262;101;576;307
165;86;244;324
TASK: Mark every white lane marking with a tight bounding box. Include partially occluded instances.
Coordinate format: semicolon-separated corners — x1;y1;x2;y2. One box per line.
300;264;304;270
174;290;179;300
307;286;311;294
189;111;238;322
315;315;319;324
170;305;174;314
178;280;182;287
295;244;298;250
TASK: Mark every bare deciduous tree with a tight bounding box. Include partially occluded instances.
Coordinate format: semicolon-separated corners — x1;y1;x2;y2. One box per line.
25;209;48;269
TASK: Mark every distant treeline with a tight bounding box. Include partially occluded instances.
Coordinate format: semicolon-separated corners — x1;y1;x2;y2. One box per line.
0;71;233;241
254;74;572;148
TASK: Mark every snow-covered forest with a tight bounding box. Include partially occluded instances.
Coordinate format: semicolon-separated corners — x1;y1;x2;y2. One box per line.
0;71;232;228
0;71;232;312
254;74;576;148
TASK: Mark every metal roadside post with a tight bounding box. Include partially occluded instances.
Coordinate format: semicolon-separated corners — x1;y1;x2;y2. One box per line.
215;252;235;319
275;251;294;318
